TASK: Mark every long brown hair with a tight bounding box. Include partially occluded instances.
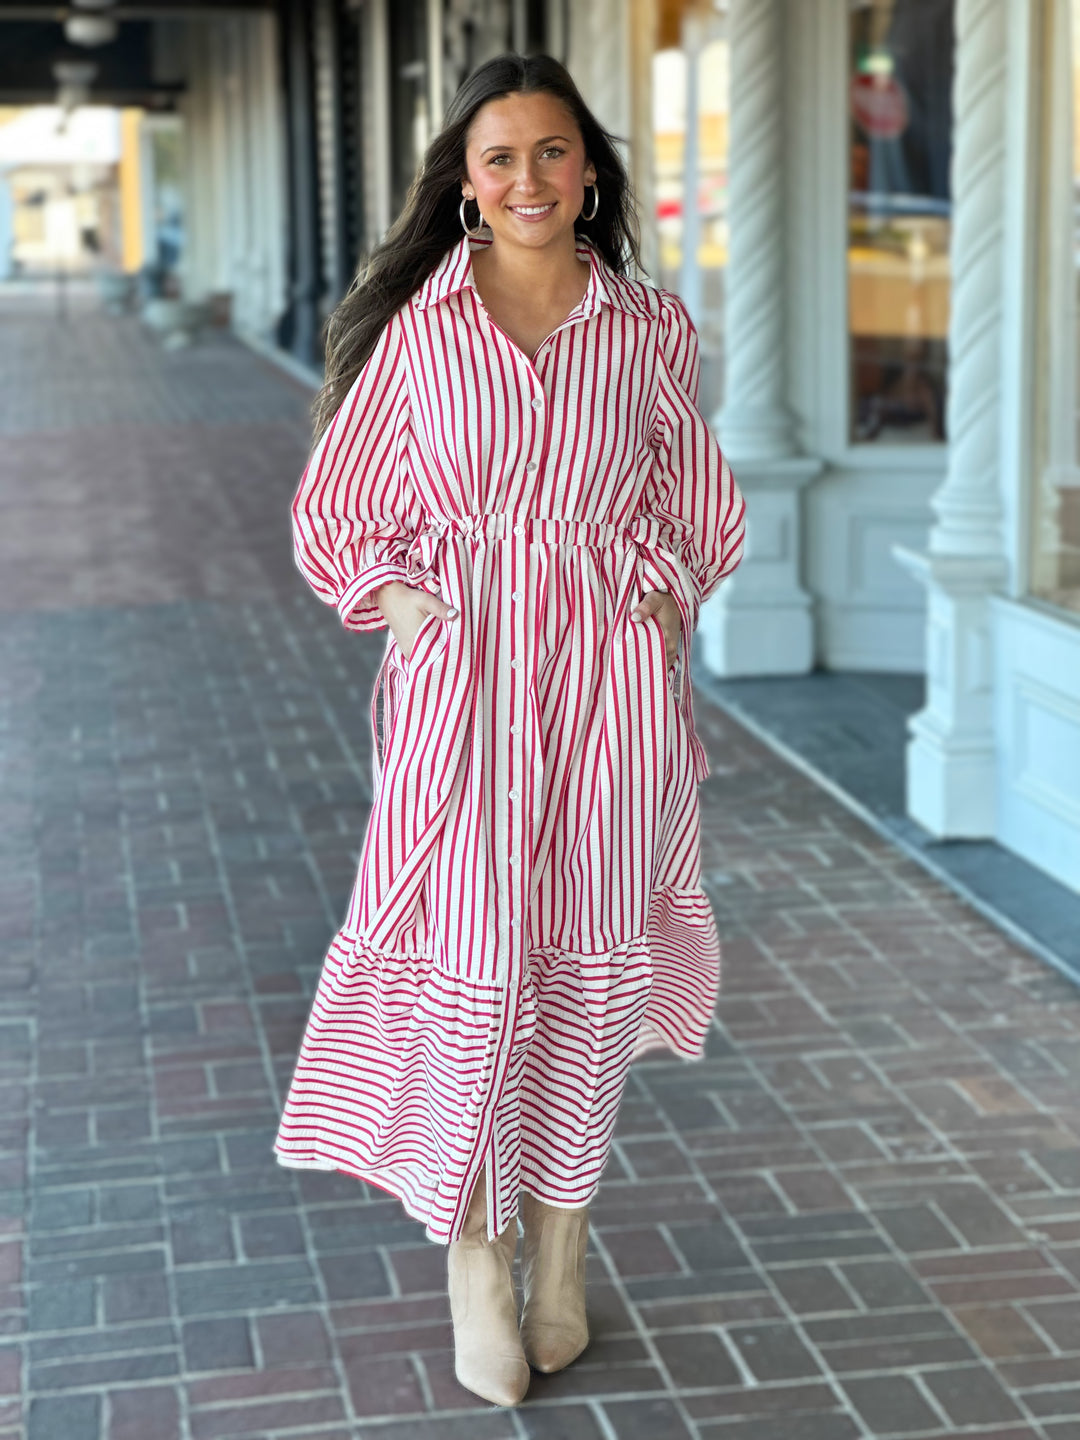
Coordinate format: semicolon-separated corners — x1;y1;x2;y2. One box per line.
312;52;643;441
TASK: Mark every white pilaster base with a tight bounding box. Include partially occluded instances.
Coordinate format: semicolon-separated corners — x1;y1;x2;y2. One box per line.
905;710;997;837
699;456;821;677
894;546;1008;838
700;596;815;676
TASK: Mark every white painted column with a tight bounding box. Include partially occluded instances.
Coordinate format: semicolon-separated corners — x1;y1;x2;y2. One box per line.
256;11;289;339
1032;0;1080;594
312;0;344;307
701;0;818;677
224;19;252;334
566;0;632;160
564;0;655;272
362;0;391;249
242;18;269;337
678;8;704;327
177;27;206;303
0;174;13;280
627;0;658;282
894;0;1009;837
205;24;231;303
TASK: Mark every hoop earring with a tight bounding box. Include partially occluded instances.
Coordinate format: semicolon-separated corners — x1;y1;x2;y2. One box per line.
581;183;599;222
459;196;487;239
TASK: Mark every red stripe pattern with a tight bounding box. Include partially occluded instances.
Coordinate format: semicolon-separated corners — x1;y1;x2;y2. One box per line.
275;234;745;1242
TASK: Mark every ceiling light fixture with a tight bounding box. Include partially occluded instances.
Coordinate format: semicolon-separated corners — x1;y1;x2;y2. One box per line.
52;56;99;111
65;15;118;45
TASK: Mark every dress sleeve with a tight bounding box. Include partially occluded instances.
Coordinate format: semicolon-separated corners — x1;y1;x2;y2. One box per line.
632;289;746;642
291;313;430;633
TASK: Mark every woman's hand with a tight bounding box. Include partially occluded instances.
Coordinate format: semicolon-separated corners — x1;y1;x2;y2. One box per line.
631;590;682;669
374;580;457;659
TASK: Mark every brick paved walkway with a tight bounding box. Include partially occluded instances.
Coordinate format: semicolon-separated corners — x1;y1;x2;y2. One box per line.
2;298;1079;1440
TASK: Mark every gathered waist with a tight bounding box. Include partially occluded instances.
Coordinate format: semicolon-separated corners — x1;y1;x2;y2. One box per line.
419;514;667;548
397;510;708;782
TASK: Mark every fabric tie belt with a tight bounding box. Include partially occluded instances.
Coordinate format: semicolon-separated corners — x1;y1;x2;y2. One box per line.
405;514;671;618
417;513;670;548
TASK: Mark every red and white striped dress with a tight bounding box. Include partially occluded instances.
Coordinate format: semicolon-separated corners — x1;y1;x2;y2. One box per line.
274;233;745;1243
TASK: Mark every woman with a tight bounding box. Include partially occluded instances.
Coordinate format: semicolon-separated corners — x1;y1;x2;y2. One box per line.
274;53;745;1408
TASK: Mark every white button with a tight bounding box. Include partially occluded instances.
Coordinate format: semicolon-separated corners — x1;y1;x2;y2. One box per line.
514;524;525;536
531;398;542;410
525;461;537;472
510;918;519;928
512;590;524;601
511;659;522;670
508;789;519;800
510;724;521;735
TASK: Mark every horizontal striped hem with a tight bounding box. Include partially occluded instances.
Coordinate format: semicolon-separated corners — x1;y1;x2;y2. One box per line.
273;1151;603;1243
632;1019;709;1063
272;1152;451;1241
274;890;720;1241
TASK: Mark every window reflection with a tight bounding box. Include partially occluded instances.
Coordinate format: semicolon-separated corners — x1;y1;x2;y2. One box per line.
1031;1;1080;617
651;2;728;419
848;0;955;444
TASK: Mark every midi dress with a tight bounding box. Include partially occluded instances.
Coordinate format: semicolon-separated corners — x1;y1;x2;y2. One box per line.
274;232;746;1244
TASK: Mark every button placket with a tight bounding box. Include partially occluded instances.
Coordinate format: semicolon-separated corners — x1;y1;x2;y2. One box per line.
502;521;530;977
528;377;546;484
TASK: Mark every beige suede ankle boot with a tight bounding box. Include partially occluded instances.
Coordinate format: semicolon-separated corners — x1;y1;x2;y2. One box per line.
447;1172;530;1407
519;1191;590;1373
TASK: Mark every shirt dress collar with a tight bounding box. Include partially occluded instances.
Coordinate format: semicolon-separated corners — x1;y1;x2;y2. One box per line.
414;232;653;320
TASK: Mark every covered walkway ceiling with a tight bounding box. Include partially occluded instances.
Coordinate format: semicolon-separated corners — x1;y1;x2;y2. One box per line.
0;2;271;13
0;2;273;107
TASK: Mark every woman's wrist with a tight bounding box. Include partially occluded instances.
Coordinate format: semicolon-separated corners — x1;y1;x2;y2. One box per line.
374;579;411;611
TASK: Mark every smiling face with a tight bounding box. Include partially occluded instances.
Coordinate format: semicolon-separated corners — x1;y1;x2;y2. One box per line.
461;90;597;254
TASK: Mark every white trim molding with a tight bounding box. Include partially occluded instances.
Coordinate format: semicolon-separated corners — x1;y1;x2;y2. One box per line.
896;546;1008;835
700;457;820;675
993;597;1080;890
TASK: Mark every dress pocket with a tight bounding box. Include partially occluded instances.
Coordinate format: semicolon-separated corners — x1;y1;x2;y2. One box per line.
401;611;444;675
639;609;710;784
644;611;679;694
373;612;447;785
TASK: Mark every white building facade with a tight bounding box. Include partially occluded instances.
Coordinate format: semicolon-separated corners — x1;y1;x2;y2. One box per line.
574;0;1080;897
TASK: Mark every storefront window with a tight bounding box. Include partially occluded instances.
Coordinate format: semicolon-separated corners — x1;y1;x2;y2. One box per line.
388;0;430;221
651;0;728;418
848;0;954;444
1031;1;1080;617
